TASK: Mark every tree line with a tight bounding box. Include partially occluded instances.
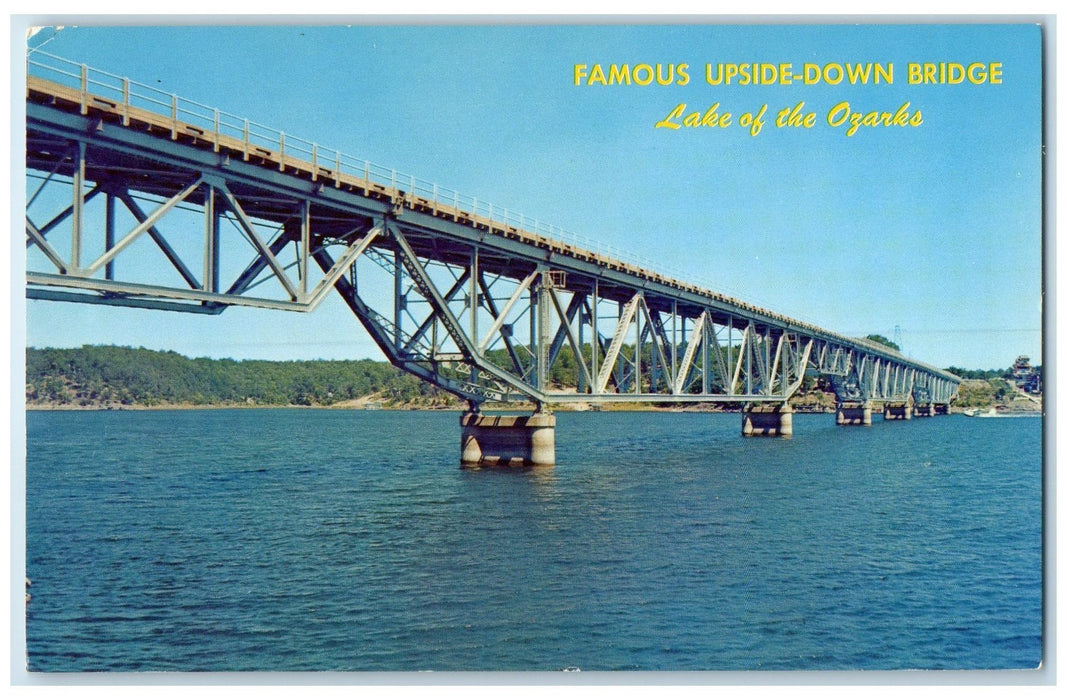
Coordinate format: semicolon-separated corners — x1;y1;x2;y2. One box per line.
26;345;453;408
26;344;1021;409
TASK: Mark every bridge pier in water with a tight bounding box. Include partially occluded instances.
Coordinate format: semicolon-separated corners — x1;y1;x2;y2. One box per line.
741;402;793;437
460;411;556;467
913;403;936;418
836;401;873;426
883;402;913;421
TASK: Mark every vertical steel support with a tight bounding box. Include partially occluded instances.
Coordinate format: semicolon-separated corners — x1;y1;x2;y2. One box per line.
590;282;599;386
71;140;85;270
764;327;772;395
671;301;678;385
104;191;116;281
745;323;754;395
634;295;642;394
300;200;310;298
577;302;586;394
470;249;480;387
530;283;538;383
536;273;549;391
648;305;660;391
470;249;479;341
203;184;217;293
393;248;403;349
702;315;710;395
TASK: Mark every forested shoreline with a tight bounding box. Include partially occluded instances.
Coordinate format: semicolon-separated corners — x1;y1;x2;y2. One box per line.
25;345;1031;411
26;345;457;409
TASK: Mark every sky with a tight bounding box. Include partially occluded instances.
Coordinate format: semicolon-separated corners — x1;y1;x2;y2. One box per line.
14;21;1045;370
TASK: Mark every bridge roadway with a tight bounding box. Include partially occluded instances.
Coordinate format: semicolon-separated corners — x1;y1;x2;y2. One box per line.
24;55;961;466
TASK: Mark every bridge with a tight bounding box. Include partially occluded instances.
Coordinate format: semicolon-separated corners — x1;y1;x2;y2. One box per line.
24;52;961;466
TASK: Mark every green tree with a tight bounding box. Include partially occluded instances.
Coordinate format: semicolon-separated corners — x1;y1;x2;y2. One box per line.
864;334;900;352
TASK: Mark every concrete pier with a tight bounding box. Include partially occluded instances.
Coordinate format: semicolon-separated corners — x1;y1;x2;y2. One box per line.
883;403;913;421
913;403;935;418
836;401;872;426
460;411;556;467
741;402;793;437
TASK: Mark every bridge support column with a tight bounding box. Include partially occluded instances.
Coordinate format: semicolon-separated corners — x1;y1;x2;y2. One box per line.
913;403;935;418
741;402;793;437
460;411;556;467
837;401;872;426
883;402;912;421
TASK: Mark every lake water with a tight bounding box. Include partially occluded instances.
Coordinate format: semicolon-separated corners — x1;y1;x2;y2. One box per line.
24;409;1043;672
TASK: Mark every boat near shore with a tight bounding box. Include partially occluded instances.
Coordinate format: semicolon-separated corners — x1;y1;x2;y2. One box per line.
963;406;1040;418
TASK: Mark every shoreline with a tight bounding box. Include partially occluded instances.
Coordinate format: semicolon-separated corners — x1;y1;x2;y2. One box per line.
24;401;1041;415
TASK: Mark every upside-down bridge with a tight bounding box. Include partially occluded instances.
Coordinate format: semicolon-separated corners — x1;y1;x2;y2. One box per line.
24;53;960;466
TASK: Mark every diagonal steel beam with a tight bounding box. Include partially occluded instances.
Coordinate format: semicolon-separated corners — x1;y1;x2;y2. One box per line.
311;246;485;403
707;321;732;394
595;293;640;394
546;289;585;374
641;303;675;393
390;222;479;360
217;183;300;301
304;225;382;310
388;221;542;402
85;177;204;276
769;332;786;395
478;269;539;352
674;311;706;394
730;324;750;395
117;191;201;290
224;230;295;297
783;338;815;397
25;218;69;274
478;272;527;376
26;184;104;246
547;286;592;392
402;267;471;356
27;143;75;210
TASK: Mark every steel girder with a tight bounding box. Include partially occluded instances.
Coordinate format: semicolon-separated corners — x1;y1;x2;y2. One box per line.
25;81;961;409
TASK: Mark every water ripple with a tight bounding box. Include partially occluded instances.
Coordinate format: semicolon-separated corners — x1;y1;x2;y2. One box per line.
26;410;1042;671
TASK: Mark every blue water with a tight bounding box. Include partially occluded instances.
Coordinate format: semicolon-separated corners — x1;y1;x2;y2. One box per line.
24;409;1042;672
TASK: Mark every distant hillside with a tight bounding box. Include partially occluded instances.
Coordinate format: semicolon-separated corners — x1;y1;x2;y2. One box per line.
954;378;1041;412
26;345;1030;412
26;346;458;409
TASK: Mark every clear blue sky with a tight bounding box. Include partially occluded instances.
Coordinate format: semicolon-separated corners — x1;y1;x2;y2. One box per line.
17;21;1044;370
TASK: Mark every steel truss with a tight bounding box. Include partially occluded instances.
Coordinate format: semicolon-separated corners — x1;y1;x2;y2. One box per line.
25;77;960;410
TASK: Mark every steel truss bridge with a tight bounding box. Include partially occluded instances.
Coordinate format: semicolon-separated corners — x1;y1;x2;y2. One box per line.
24;54;960;423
